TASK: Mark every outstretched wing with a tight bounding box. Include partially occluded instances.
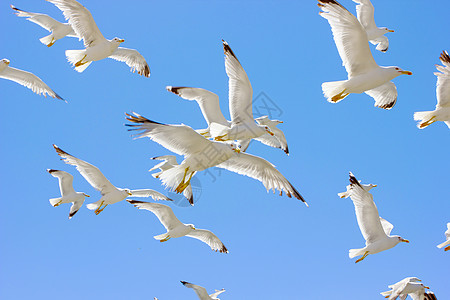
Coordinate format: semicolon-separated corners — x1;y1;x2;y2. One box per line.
379;217;394;236
109;47;150;77
53;144;117;195
128;200;183;231
130;189;172;201
352;0;376;30
186;229;228;253
47;0;106;47
0;66;64;100
47;169;75;196
210;289;226;299
371;35;389;53
180;281;210;300
216;152;307;205
435;51;450;108
318;0;378;77
365;81;397;110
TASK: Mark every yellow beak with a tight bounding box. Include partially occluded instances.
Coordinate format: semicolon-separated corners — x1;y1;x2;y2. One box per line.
119;39;125;43
402;239;410;243
128;192;132;196
401;71;413;75
388;29;395;33
234;148;241;153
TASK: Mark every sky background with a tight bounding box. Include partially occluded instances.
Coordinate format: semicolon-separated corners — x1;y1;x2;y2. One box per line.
0;0;449;299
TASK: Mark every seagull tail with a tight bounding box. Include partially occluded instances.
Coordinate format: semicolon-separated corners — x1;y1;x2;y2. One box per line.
413;110;437;129
86;200;103;211
39;34;54;47
158;165;191;192
380;290;392;297
154;233;169;241
49;197;62;207
437;239;450;249
349;248;365;259
65;49;91;72
321;80;348;103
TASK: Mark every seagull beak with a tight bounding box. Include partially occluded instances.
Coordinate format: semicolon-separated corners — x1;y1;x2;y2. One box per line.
233;148;241;153
267;130;275;136
424;286;430;289
128;192;132;196
278;121;284;124
388;29;395;33
401;238;410;243
119;39;125;43
84;193;90;197
373;184;377;187
400;70;413;75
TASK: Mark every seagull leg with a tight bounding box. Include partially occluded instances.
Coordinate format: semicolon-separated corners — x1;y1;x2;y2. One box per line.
95;204;108;215
47;37;56;47
175;167;190;194
178;172;194;193
54;200;63;207
420;116;436;128
75;55;88;67
445;245;450;251
331;90;348;103
94;201;105;215
355;251;369;263
214;134;227;141
160;235;171;242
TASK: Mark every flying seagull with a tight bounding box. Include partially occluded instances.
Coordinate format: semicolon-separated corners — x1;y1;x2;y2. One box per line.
150;155;194;205
128;200;228;253
414;51;450;129
318;0;412;109
344;172;409;263
436;222;450;251
352;0;394;52
47;0;150;76
11;4;77;47
180;281;225;300
381;277;430;300
53;144;171;215
166;86;289;154
0;59;64;100
126;112;307;206
47;169;90;219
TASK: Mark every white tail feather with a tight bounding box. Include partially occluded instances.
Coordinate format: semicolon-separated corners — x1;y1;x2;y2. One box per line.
86;200;102;211
321;80;348;103
437;239;450;249
209;122;229;139
65;49;91;72
349;248;365;259
413;111;436;129
39;35;54;46
158;166;188;191
49;198;61;207
154;233;169;240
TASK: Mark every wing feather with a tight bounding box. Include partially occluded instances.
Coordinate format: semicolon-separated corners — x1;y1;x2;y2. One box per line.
11;5;73;34
365;81;397;110
186;229;228;253
130;189;172;201
180;281;210;300
128;200;183;231
435;51;450;108
47;169;75;196
109;47;150;77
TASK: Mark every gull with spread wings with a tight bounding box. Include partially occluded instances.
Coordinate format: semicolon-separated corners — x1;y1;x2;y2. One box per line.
53;144;171;215
180;281;226;300
318;0;411;109
436;223;450;251
381;277;431;300
128;200;228;253
47;0;150;76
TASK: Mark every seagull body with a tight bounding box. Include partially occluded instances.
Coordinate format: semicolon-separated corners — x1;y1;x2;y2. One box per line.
437;222;450;251
47;169;89;219
344;172;408;263
381;278;430;300
47;0;150;76
11;5;77;47
53;144;171;214
318;0;411;109
414;51;450;129
0;59;64;100
180;281;225;300
128;201;228;253
352;0;394;52
166;86;288;154
126;112;307;205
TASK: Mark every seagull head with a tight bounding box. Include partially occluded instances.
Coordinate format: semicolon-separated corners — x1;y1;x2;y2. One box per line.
259;125;275;136
1;59;10;66
392;66;412;76
394;236;410;244
112;37;125;44
188;224;196;230
230;142;240;153
123;188;132;196
255;116;283;127
381;27;395;33
366;183;377;191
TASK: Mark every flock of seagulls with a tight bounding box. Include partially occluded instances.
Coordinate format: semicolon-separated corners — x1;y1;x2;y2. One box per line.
3;0;447;298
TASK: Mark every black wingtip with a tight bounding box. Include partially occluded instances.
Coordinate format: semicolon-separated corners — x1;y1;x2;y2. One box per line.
348;172;362;188
180;281;190;286
54;92;65;102
127;199;145;205
47;168;58;174
68;210;78;219
440;50;450;64
222;40;239;61
125;112;165;125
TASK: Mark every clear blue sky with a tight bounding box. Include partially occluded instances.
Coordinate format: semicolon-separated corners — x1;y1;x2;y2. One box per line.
1;1;449;299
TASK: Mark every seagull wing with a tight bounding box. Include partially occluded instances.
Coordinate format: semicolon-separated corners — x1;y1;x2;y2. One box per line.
151;155;178;165
209;289;226;299
223;40;254;123
347;172;387;244
379;217;394;236
435;51;450;108
166;86;229;126
68;201;83;219
318;0;378;77
424;292;437;300
371;35;389;52
130;189;172;201
254;127;289;154
186;229;228;253
409;290;425;300
126;112;213;156
128;200;183;231
352;0;376;30
0;66;64;100
365;81;397;110
47;169;75;196
216;152;307;205
53;145;117;195
47;0;106;47
109;47;150;77
389;281;409;300
180;281;211;300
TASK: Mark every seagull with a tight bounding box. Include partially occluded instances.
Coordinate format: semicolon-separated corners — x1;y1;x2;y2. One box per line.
414;51;450;129
166;86;288;154
150;155;194;205
436;222;450;251
0;59;64;100
47;169;90;219
53;144;171;215
47;0;150;76
352;0;394;52
180;281;225;300
128;200;228;253
338;179;376;198
126;112;307;205
11;4;77;47
381;279;430;300
318;0;412;109
344;172;409;263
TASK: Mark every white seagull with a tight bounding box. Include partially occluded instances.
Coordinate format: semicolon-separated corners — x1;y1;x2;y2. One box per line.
47;169;90;219
0;59;64;100
128;200;228;253
126;112;307;205
381;279;430;300
11;4;77;47
53;144;171;215
436;222;450;251
166;86;288;154
344;172;409;263
352;0;394;52
180;281;225;300
318;0;412;109
150;155;194;206
47;0;150;76
414;51;450;129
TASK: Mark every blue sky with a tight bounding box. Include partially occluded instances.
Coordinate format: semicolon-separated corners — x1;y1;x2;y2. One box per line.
0;0;449;299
